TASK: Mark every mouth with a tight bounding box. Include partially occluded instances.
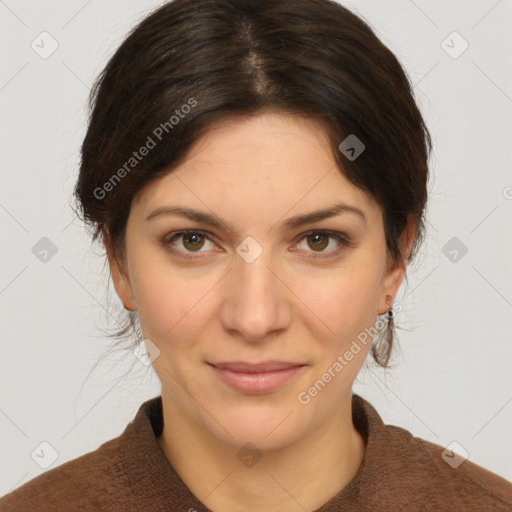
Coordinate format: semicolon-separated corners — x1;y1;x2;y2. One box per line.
207;361;307;394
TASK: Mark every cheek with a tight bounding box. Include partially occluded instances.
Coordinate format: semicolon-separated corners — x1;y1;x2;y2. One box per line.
128;239;384;359
129;259;218;344
295;261;382;339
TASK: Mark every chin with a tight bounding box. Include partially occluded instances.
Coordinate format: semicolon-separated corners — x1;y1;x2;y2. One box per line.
205;400;308;452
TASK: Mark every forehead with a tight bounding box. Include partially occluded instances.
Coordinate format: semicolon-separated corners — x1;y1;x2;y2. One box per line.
178;113;335;172
132;113;380;228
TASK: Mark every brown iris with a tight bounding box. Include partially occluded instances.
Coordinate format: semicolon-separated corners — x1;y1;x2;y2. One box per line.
182;233;205;252
307;233;328;252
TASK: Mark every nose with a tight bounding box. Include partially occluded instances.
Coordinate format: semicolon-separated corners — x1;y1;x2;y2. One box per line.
219;248;292;343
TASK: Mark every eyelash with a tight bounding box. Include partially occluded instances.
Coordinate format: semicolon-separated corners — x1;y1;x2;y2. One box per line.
161;229;354;260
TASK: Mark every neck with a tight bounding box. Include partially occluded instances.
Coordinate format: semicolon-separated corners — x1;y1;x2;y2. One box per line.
157;392;366;512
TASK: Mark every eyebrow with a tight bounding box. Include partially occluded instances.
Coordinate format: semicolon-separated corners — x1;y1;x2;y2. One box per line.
145;202;367;231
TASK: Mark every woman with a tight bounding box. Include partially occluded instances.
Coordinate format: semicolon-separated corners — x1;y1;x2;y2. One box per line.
1;0;511;510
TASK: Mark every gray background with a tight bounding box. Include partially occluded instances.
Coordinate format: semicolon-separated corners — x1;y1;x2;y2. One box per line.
1;0;511;495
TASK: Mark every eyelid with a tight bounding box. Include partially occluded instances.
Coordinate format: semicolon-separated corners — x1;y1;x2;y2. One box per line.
161;229;354;259
161;229;219;257
291;229;354;259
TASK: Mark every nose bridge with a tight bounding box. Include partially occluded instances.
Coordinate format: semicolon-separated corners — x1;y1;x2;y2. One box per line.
220;241;289;341
236;248;274;295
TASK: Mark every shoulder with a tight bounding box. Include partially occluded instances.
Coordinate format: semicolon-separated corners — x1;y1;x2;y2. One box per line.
0;435;128;512
381;422;512;510
0;396;168;512
351;395;512;511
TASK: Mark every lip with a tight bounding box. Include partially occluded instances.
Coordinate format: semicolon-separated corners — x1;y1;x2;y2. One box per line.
211;360;305;372
208;361;306;394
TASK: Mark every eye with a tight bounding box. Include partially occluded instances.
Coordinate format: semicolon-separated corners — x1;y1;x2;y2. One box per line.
162;230;217;258
293;230;354;259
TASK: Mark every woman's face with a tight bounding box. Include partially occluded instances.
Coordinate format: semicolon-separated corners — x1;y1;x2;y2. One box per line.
111;113;408;450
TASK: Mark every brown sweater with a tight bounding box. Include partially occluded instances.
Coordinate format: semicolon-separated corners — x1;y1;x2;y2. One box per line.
1;394;511;511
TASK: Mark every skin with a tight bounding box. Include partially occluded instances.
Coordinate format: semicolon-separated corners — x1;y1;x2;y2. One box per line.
107;112;415;512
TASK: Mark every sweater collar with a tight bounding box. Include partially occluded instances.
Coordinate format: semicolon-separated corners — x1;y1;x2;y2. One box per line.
119;393;385;511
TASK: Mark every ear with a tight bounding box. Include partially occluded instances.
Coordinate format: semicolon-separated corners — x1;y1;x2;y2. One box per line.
378;217;416;315
103;229;137;312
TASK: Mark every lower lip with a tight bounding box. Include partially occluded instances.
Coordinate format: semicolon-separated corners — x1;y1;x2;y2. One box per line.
208;364;305;394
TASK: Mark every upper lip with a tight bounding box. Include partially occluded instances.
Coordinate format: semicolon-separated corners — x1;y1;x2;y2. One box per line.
208;361;306;373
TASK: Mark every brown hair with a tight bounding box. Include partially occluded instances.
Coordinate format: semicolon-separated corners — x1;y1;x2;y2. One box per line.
75;0;431;368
